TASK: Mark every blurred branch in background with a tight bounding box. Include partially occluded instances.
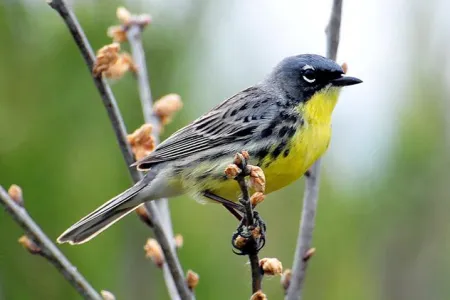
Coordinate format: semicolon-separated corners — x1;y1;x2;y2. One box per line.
0;185;102;300
285;1;343;299
47;1;192;299
122;7;183;299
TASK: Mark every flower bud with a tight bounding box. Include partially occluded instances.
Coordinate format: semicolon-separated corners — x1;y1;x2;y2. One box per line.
153;94;183;125
18;236;41;255
144;238;164;268
259;257;283;276
8;184;23;207
250;290;267;300
281;269;292;291
186;270;199;290
101;290;116;300
224;164;241;179
174;234;184;249
250;192;265;207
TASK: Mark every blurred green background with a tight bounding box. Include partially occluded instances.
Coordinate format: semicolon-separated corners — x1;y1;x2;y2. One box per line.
1;0;450;299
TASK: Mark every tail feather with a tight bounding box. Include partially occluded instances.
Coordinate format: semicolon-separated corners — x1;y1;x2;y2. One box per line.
57;178;150;245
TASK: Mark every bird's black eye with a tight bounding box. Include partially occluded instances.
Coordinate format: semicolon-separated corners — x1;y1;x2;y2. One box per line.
302;69;316;83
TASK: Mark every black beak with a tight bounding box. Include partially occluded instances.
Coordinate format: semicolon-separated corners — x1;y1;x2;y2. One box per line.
330;76;362;87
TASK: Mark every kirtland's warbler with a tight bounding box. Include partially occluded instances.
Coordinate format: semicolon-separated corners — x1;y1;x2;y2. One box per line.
58;54;362;245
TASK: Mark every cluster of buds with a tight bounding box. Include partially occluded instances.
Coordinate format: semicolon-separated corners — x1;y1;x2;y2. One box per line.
94;7;152;79
107;7;152;43
224;151;266;207
92;43;137;79
127;124;155;160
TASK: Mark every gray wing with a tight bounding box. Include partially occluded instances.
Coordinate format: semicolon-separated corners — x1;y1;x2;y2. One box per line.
133;85;278;169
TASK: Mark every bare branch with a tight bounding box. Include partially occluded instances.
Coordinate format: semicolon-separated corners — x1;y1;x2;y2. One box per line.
285;1;343;299
47;1;191;299
0;186;102;300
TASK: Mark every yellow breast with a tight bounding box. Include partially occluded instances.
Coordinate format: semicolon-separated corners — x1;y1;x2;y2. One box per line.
263;87;340;193
262;122;331;193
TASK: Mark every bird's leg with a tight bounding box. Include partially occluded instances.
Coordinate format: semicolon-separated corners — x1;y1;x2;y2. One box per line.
230;152;266;255
203;191;244;221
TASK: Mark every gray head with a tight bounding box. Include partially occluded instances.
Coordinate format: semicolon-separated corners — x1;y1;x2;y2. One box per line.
267;54;362;102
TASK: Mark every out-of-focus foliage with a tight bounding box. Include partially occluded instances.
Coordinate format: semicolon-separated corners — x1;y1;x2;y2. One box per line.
1;1;449;300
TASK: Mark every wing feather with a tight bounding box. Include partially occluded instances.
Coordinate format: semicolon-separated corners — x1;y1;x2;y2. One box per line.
133;86;277;169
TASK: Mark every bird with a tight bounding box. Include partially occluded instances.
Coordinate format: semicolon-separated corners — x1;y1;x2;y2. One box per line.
57;54;362;245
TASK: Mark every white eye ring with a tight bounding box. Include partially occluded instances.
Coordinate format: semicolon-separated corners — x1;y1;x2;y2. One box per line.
302;75;316;83
302;64;316;83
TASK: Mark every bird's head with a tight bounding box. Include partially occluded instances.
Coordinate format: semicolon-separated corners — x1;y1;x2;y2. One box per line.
268;54;362;103
267;54;362;123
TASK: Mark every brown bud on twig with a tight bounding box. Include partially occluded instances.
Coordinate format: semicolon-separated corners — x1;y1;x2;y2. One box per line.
115;6;151;27
116;7;131;24
259;258;283;276
241;150;250;160
250;192;265;207
101;290;116;300
249;166;266;193
107;25;127;43
250;290;267;300
186;270;199;290
93;43;136;79
8;184;24;207
18;236;41;255
153;94;183;125
127;124;155;160
233;235;248;249
281;269;292;291
135;204;153;227
341;62;348;74
144;238;164;268
174;234;184;249
224;164;241;179
233;153;244;165
303;247;316;262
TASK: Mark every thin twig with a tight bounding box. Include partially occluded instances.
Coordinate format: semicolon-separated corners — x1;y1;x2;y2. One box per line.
234;155;263;294
285;1;343;299
0;186;102;300
47;1;191;299
126;24;181;299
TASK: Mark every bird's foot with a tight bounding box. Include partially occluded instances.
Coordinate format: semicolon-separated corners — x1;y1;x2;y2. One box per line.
231;210;266;255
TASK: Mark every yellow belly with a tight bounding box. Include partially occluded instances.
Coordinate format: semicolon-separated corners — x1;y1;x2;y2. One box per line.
263;123;331;193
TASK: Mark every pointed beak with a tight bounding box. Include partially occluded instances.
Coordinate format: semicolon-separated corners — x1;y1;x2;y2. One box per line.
330;76;363;87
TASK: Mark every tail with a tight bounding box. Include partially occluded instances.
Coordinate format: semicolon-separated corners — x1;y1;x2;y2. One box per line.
57;176;152;245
